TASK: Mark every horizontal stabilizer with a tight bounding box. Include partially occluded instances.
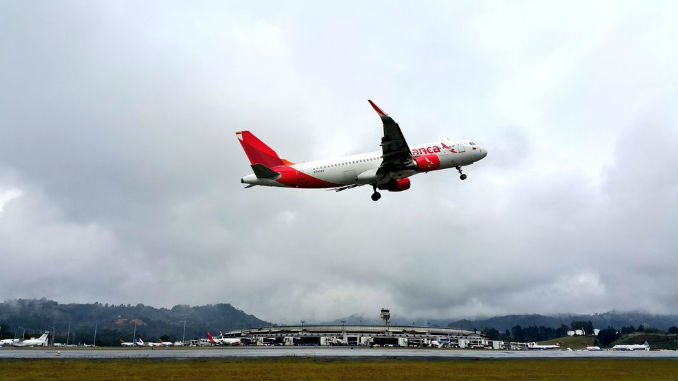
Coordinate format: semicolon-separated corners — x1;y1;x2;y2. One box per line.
251;163;280;179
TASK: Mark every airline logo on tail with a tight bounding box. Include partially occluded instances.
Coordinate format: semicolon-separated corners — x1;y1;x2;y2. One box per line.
207;332;217;344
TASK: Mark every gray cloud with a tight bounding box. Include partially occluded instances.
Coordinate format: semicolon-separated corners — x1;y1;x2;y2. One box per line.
0;1;675;323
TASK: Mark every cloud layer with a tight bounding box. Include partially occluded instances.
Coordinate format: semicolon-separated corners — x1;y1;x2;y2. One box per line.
1;1;676;323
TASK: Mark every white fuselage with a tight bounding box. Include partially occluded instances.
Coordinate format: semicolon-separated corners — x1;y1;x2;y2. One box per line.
0;339;19;347
612;344;650;351
242;140;484;187
12;333;49;347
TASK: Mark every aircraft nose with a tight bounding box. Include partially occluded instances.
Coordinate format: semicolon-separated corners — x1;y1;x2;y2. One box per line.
480;147;487;159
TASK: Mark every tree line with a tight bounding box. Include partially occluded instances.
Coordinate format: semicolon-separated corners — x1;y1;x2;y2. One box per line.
0;298;269;346
480;320;678;347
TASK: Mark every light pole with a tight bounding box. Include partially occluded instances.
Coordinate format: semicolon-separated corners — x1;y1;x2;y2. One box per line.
182;320;186;345
93;322;98;347
341;320;346;344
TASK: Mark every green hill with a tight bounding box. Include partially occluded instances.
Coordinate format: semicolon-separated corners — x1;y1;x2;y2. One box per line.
612;332;677;350
539;335;595;349
447;312;678;332
0;298;269;346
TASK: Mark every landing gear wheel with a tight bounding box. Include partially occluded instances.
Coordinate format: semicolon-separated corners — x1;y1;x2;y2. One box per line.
371;192;381;201
456;166;467;181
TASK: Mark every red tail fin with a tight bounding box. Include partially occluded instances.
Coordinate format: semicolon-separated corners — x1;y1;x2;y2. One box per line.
207;332;216;344
236;131;290;167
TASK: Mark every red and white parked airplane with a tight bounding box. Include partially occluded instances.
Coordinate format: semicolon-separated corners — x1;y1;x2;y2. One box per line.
237;100;487;201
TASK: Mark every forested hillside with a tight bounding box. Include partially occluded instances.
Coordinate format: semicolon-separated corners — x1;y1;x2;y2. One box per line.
0;298;269;346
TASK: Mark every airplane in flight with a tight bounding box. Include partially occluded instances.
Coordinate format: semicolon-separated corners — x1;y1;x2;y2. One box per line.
11;331;49;347
237;100;487;201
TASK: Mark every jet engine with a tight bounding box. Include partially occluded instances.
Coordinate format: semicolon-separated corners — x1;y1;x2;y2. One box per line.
378;178;411;192
413;154;440;172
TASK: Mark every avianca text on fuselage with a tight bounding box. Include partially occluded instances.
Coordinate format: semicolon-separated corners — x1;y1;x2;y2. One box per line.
237;100;487;201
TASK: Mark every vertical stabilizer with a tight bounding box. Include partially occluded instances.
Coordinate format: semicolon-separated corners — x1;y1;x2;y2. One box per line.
207;332;217;344
236;131;287;167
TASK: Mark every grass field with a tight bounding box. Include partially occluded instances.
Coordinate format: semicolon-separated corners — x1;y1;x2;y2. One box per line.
0;358;676;381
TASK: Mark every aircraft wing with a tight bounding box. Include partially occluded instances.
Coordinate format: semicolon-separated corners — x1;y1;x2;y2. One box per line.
330;184;363;192
368;100;414;176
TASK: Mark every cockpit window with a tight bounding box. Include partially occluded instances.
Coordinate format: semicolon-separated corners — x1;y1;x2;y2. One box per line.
469;141;476;146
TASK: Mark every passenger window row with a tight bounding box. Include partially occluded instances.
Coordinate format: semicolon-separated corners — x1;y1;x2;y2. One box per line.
313;156;381;171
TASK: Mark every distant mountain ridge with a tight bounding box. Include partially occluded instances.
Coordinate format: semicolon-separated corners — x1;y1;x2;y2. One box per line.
0;298;269;346
326;312;677;331
2;299;675;347
446;312;678;331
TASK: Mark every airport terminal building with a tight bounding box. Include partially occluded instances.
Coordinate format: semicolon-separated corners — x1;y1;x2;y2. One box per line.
223;324;495;348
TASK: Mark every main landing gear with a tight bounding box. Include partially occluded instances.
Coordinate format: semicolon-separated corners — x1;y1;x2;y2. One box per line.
371;185;382;201
456;166;467;180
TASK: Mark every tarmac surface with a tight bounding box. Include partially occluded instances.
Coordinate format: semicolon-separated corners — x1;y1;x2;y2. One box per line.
1;347;676;360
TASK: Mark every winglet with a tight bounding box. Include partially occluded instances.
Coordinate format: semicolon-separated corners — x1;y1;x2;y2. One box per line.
368;100;388;117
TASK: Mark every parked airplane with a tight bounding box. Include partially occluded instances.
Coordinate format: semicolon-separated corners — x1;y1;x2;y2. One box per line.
120;338;145;347
237;100;487;201
219;331;243;346
527;342;561;350
0;338;19;347
207;332;242;346
120;339;136;347
612;341;650;351
11;332;49;347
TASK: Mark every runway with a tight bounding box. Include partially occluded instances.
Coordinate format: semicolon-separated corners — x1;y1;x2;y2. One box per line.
1;347;676;360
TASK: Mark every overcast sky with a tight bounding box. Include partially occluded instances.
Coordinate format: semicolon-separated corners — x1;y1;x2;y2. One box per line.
0;1;676;324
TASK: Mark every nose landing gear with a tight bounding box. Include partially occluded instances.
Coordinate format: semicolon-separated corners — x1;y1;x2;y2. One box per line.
371;185;382;201
456;166;467;180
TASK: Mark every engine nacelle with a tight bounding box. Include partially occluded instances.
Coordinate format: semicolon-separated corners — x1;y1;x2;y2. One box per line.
378;177;411;192
413;154;441;172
